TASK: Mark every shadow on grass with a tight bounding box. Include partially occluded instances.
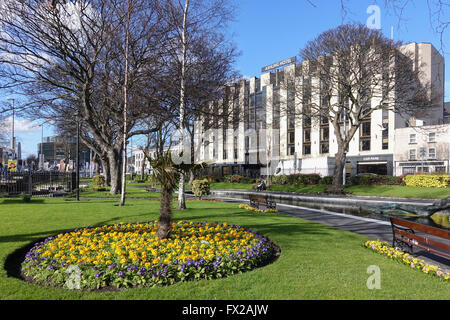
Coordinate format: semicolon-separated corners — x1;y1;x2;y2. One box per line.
1;199;46;204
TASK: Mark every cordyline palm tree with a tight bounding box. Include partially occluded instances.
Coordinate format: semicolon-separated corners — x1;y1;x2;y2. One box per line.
144;151;179;239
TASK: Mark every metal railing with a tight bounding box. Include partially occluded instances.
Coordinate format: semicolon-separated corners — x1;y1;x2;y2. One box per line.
0;171;75;197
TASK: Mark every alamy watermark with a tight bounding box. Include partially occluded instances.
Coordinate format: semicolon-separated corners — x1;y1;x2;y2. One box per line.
366;265;381;290
65;265;81;290
366;5;381;30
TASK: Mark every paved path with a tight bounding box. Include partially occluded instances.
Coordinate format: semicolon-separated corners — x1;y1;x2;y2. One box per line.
212;194;450;273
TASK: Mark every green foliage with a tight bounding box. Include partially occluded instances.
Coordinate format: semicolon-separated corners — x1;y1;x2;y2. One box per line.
92;174;106;187
349;174;403;186
192;179;210;199
21;192;32;202
319;176;333;185
271;174;321;185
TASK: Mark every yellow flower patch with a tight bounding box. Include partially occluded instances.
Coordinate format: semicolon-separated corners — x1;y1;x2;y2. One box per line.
364;240;450;281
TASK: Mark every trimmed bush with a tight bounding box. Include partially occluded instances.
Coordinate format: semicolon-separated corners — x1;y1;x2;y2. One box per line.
224;175;245;183
319;176;333;185
92;174;106;187
349;174;403;186
403;174;450;188
272;174;321;186
192;179;211;199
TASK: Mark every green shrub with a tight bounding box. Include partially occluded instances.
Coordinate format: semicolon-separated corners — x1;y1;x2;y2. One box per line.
224;175;245;183
92;174;106;187
21;192;32;202
320;176;333;185
272;174;321;186
350;174;403;186
192;179;210;199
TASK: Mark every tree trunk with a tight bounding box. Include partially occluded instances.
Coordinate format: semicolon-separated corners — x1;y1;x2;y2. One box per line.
177;0;189;211
100;155;111;186
107;149;122;194
141;159;146;181
331;149;346;191
158;187;173;239
177;174;186;210
188;168;195;185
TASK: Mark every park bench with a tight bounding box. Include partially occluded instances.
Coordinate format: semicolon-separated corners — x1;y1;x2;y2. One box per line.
390;217;450;259
249;194;276;210
145;186;157;192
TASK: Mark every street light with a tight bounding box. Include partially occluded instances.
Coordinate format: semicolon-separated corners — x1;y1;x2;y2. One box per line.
76;112;80;201
6;98;15;156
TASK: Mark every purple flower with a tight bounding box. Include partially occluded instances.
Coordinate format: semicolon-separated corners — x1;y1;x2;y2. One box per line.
96;272;104;277
108;263;117;269
139;268;146;276
127;265;138;271
116;271;125;277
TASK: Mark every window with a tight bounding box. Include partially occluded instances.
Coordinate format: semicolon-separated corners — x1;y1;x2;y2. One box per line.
409;149;416;160
359;119;371;151
428;148;436;159
303;128;311;155
435;166;446;173
320;126;329;154
419;147;426;159
409;134;416;144
402;167;415;175
428;132;436;143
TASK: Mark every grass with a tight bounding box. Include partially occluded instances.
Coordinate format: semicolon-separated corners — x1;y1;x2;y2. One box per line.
77;183;175;199
0;197;448;300
199;181;450;199
345;185;450;199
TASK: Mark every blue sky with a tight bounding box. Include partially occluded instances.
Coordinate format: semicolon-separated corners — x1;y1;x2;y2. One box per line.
4;0;450;159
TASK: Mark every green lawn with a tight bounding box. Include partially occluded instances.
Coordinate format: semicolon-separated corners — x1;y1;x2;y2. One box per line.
345;185;450;199
206;182;449;199
0;197;448;299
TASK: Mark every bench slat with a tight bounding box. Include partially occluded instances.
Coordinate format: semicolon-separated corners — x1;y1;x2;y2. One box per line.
394;228;450;253
393;236;450;259
390;217;450;240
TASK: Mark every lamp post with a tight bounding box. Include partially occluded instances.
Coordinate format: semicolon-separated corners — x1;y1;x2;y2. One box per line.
76;112;80;201
6;98;15;156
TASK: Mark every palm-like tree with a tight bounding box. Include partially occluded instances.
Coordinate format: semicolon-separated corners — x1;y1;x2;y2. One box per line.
144;151;179;239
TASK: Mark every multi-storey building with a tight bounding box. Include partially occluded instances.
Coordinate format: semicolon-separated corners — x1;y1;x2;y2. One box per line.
193;42;447;178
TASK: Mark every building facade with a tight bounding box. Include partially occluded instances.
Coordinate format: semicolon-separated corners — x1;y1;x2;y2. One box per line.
394;123;450;175
193;42;447;178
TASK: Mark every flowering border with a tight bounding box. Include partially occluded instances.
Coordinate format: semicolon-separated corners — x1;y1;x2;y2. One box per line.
364;240;450;281
21;220;279;290
238;204;278;214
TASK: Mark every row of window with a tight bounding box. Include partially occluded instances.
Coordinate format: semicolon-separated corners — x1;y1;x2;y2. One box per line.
409;147;436;160
409;132;436;144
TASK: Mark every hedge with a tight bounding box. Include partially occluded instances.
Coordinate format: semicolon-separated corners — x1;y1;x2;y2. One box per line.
192;179;211;199
403;174;450;188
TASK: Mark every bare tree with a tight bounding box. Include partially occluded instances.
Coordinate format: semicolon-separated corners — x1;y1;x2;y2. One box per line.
0;0;170;194
281;23;433;190
155;0;237;210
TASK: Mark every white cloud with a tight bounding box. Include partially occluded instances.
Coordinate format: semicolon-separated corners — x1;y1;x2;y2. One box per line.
1;117;40;134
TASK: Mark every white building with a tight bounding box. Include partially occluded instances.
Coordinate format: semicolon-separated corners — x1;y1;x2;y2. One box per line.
394;123;450;175
193;42;447;178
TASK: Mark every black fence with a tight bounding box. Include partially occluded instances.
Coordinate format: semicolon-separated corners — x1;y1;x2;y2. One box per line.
0;171;76;197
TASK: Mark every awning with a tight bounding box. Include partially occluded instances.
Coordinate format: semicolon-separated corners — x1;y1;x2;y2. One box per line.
357;161;387;165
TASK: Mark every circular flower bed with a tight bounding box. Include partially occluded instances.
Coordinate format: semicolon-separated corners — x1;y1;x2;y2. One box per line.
21;220;279;290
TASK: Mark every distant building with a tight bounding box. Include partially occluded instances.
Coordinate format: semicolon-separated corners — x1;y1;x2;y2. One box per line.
394;123;450;175
445;102;450;124
37;135;89;169
193;42;447;178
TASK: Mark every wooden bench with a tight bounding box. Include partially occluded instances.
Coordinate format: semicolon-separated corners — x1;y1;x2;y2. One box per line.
390;217;450;259
249;194;276;210
145;186;157;192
